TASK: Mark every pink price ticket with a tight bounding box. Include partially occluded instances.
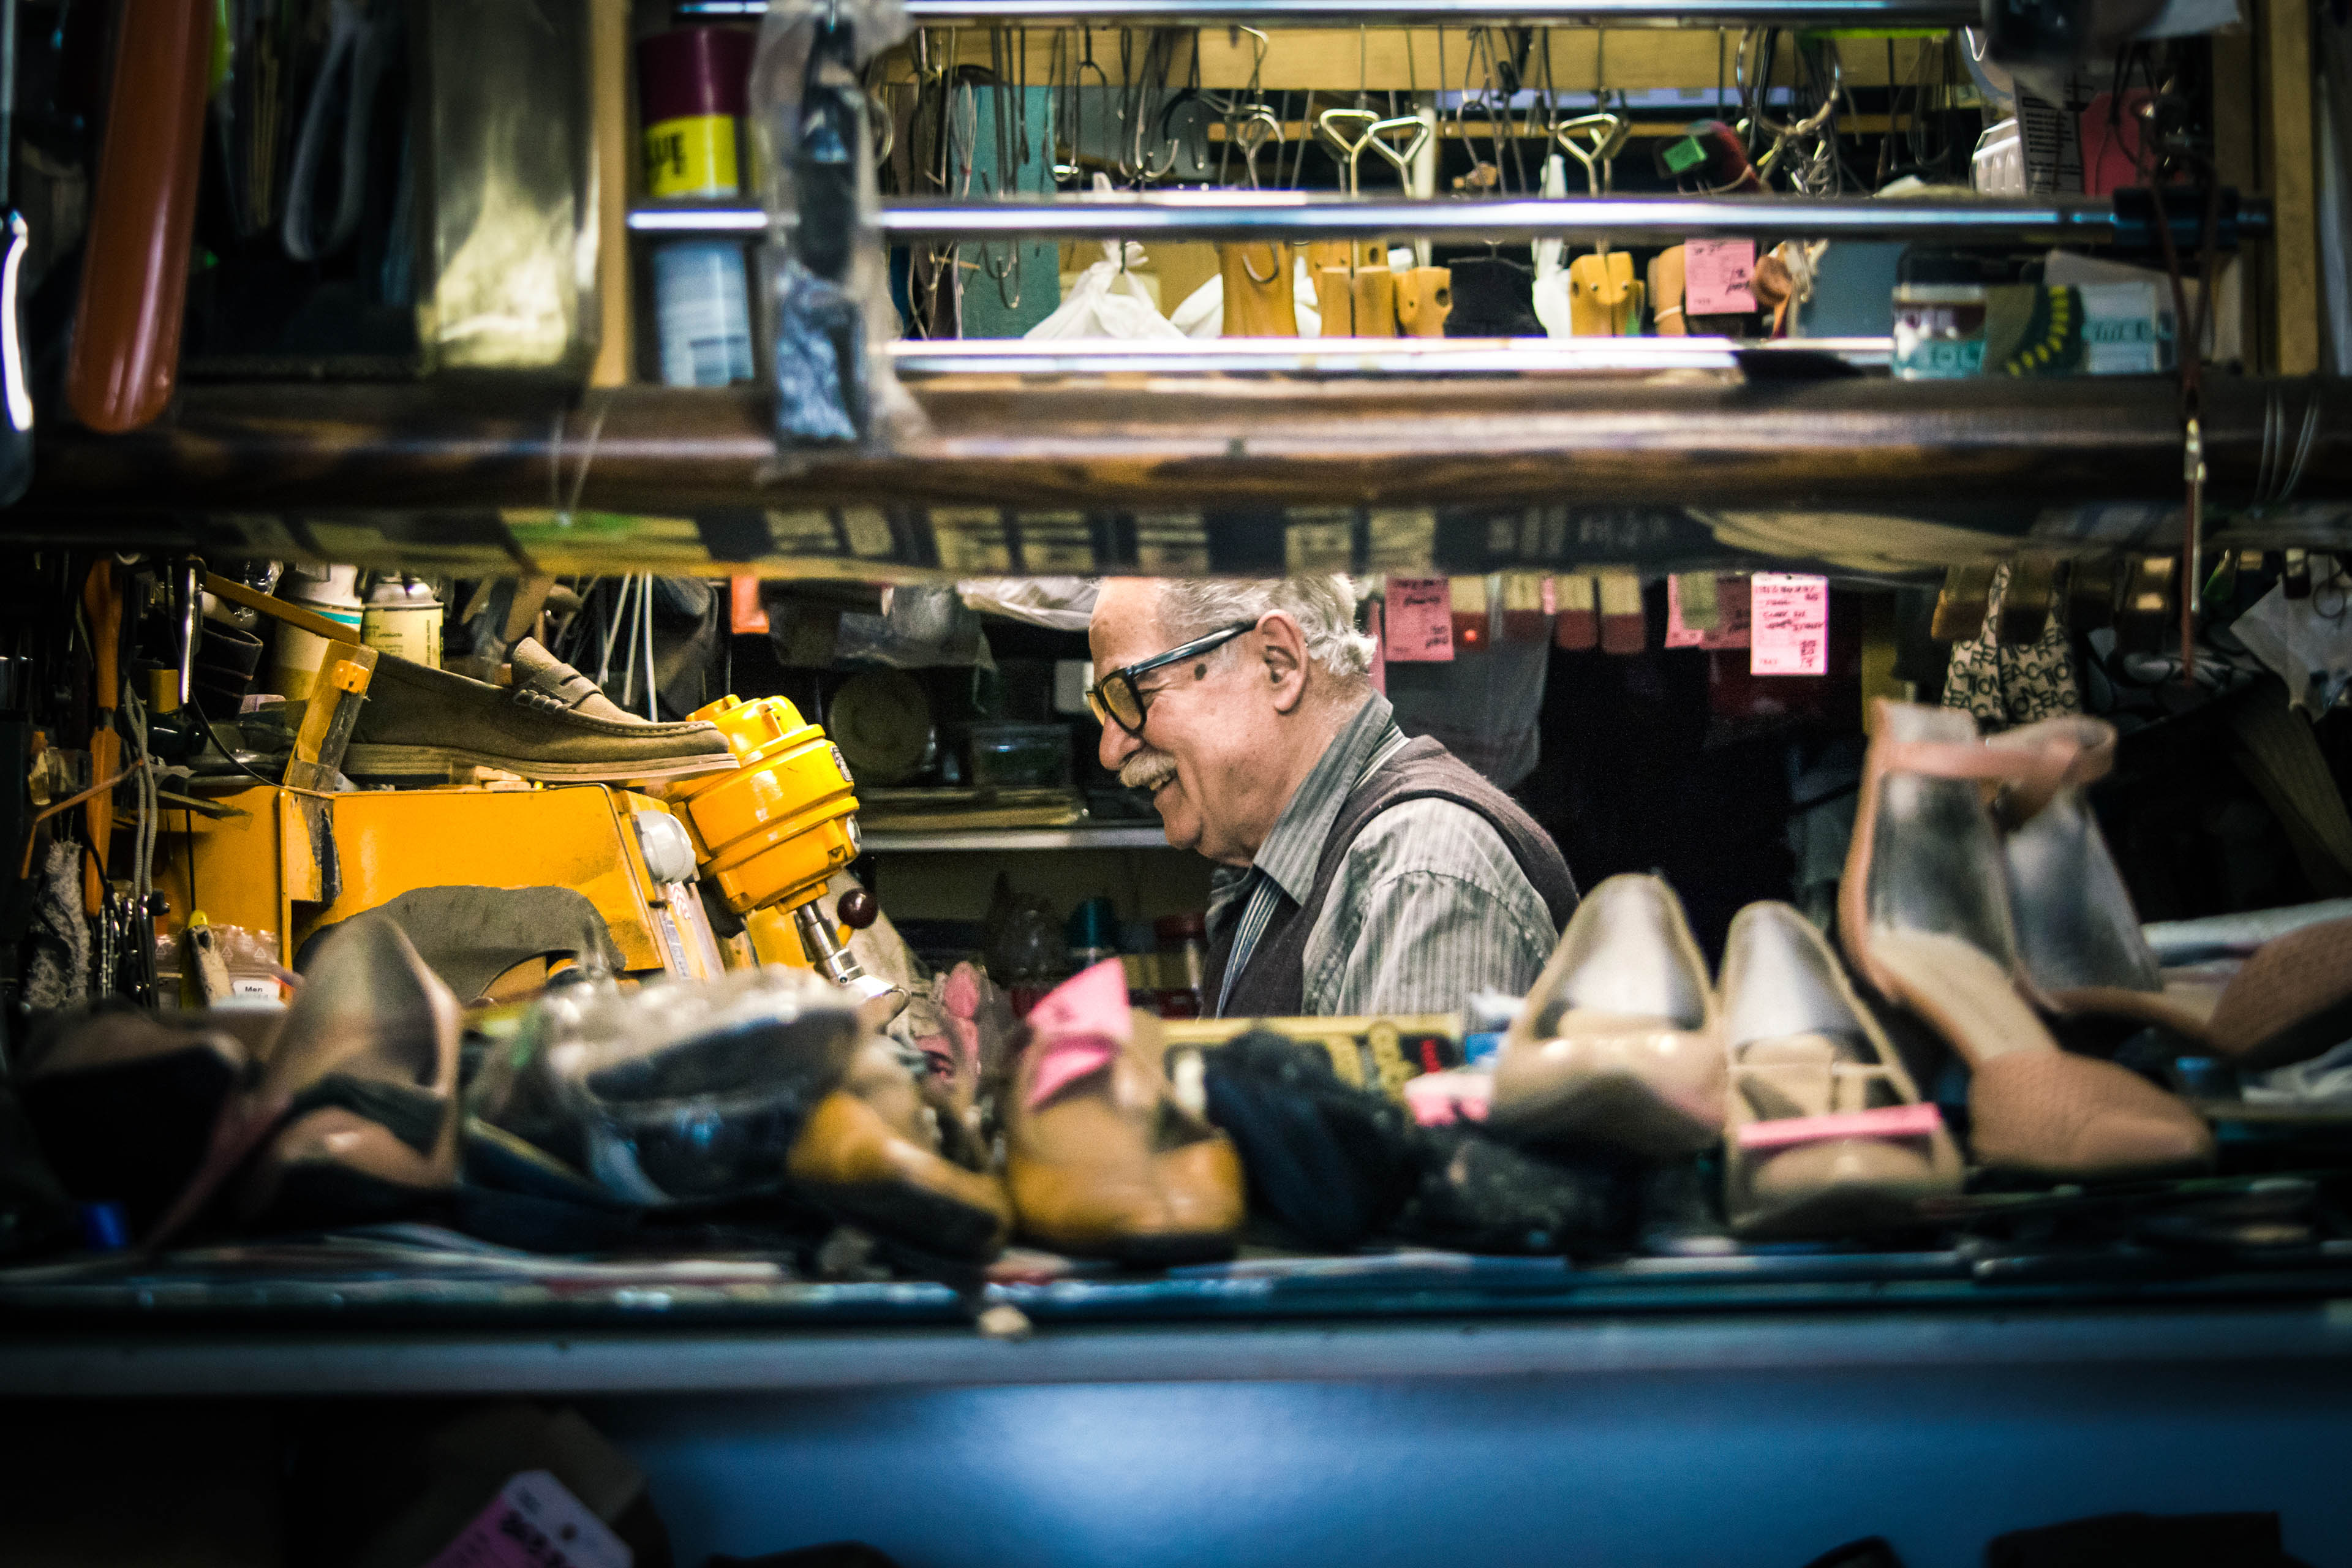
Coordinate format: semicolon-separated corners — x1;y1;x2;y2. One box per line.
1749;572;1829;676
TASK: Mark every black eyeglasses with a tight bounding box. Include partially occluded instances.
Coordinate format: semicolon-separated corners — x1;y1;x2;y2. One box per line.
1085;620;1256;737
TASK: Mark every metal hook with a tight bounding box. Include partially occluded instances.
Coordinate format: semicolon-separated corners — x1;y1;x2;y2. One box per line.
1315;106;1379;195
1552;110;1629;195
1235;104;1281;189
1363;114;1432;189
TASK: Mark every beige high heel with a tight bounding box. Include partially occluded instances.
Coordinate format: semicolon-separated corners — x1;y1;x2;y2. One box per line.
1491;873;1724;1159
1839;700;2214;1182
1719;902;1961;1237
1992;714;2352;1071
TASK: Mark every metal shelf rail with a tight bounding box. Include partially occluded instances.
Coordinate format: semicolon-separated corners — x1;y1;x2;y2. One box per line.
628;192;2271;247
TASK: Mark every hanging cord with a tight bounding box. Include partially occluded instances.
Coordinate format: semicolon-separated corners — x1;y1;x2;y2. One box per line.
2128;45;2220;685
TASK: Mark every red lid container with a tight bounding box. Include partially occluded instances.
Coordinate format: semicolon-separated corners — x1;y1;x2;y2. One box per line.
637;26;756;124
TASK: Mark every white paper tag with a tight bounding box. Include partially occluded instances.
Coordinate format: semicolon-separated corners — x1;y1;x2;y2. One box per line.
1749;573;1829;676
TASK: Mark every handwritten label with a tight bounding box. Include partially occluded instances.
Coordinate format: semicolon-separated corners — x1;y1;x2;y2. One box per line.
1750;572;1829;676
427;1472;630;1568
1684;238;1757;315
1384;577;1455;662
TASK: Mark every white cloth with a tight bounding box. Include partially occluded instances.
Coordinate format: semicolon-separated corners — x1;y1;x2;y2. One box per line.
2232;578;2352;717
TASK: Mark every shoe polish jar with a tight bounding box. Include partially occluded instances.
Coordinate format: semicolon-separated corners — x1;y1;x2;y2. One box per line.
639;26;757;388
271;564;366;701
361;575;443;669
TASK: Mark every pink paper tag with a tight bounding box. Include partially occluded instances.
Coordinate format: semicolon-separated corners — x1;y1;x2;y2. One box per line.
1684;238;1757;315
1027;959;1133;1044
1384;577;1455;662
1023;960;1132;1107
1736;1101;1944;1152
1749;572;1829;676
428;1472;630;1568
1026;1038;1120;1107
1403;1069;1491;1127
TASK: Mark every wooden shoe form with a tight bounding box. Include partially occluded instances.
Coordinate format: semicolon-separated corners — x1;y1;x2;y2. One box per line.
788;1034;1012;1260
1719;902;1961;1238
1839;699;2213;1181
1395;266;1452;336
1218;243;1297;337
1492;873;1724;1158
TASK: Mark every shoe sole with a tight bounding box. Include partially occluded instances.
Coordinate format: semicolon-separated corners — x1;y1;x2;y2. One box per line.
343;742;736;784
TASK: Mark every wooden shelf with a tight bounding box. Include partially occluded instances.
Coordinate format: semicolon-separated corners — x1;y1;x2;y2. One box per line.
16;375;2350;574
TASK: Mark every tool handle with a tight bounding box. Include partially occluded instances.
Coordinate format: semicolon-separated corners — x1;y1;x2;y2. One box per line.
285;646;379;791
65;0;214;432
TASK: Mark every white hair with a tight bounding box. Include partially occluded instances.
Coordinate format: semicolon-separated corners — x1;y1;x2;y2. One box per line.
1156;576;1377;684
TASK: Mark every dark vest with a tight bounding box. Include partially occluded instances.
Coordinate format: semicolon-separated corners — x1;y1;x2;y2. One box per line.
1202;736;1579;1018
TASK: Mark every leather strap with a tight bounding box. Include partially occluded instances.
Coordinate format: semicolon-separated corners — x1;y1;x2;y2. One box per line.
518;660;600;711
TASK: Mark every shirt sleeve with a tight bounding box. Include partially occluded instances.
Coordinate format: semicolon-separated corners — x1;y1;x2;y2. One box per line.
1301;799;1561;1017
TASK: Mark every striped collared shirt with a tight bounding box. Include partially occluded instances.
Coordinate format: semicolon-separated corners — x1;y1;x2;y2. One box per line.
1210;693;1559;1017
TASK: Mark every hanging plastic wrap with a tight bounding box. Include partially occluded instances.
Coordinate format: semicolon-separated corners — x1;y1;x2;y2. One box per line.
467;968;865;1207
752;0;918;450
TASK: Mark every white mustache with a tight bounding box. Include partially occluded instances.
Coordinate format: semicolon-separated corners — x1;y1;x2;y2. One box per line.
1120;749;1180;793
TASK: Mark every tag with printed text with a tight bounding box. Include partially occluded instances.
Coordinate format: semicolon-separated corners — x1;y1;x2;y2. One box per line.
1749;573;1829;676
1683;238;1757;315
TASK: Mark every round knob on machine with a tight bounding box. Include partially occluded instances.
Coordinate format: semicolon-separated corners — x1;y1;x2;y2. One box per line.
837;886;878;930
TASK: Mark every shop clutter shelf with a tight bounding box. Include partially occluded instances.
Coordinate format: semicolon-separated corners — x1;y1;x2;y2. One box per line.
630;192;2269;247
861;825;1177;851
19;377;2351;543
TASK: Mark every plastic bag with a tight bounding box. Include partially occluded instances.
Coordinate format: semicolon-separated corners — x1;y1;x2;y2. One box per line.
957;577;1098;631
468;968;865;1207
1027;240;1186;341
753;0;919;451
1532;154;1573;339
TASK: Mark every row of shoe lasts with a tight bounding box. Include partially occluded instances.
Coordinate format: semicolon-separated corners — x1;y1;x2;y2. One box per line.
1485;699;2352;1235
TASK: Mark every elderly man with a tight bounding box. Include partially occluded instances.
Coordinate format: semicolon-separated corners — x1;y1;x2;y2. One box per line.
1088;576;1578;1019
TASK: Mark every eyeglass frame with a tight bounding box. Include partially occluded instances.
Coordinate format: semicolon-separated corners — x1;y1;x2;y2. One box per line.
1084;619;1258;737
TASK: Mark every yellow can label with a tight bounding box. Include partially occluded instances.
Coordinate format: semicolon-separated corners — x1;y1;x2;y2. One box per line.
644;113;739;198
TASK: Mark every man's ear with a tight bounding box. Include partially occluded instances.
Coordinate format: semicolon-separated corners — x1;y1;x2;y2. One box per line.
1257;612;1310;714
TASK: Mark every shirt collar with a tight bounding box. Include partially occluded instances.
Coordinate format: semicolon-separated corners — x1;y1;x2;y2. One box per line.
1248;692;1401;904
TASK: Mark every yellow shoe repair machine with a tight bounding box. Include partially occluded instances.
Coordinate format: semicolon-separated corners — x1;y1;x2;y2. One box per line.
159;578;881;1006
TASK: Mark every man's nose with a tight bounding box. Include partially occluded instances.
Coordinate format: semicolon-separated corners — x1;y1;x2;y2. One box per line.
1099;717;1139;771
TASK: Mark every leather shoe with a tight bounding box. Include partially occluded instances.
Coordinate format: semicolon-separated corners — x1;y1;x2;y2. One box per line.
344;638;734;783
1003;962;1245;1263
